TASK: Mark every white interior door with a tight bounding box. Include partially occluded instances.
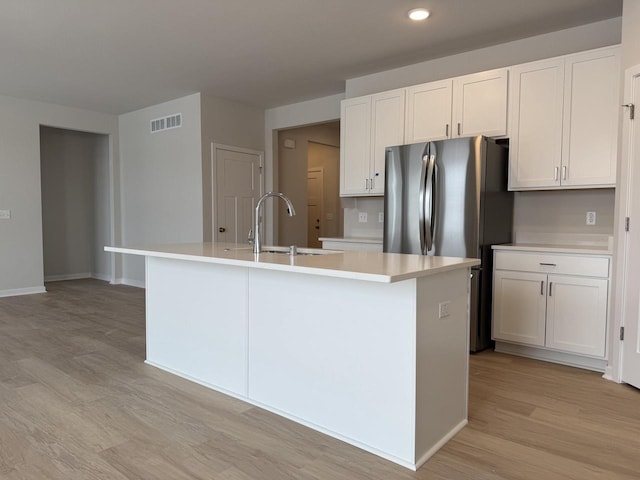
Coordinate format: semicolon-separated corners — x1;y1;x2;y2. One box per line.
621;67;640;389
213;145;262;244
307;168;324;248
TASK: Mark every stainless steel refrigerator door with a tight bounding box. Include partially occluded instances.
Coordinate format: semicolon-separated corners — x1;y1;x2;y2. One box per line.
384;143;432;254
428;136;484;259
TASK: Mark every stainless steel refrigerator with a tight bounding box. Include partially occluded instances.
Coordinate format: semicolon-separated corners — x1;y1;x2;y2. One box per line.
384;136;513;352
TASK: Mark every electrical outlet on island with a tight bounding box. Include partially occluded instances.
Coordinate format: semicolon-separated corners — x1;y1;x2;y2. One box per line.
586;211;596;226
358;212;368;223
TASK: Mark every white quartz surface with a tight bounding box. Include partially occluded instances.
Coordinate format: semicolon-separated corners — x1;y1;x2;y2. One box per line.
318;237;383;244
106;242;479;283
492;243;612;255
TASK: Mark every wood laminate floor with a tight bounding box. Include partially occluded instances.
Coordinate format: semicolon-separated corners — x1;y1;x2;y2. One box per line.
0;279;638;479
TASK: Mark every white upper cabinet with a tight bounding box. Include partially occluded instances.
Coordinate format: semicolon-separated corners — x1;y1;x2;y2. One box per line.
562;48;620;187
452;69;509;138
509;46;620;190
370;89;405;195
405;69;508;144
508;58;565;188
340;89;404;196
340;96;372;196
405;80;452;143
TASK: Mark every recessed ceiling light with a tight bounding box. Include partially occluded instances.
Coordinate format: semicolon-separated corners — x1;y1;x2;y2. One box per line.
408;8;430;21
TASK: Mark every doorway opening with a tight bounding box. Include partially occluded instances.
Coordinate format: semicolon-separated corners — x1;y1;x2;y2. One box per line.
277;122;342;248
40;126;112;283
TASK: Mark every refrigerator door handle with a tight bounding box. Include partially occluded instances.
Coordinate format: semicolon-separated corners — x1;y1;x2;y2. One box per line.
418;154;428;254
424;154;436;253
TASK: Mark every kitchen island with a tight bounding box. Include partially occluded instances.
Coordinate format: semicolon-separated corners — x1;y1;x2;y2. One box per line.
105;243;479;470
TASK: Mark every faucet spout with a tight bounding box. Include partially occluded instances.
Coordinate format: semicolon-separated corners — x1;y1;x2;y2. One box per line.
254;192;296;254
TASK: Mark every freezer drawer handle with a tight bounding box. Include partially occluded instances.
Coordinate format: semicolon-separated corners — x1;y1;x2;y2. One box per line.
539;262;557;266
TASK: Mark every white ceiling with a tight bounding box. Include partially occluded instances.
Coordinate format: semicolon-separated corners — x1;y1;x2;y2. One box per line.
0;0;622;114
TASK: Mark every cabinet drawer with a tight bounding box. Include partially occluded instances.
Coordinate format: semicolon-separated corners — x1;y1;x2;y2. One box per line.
494;251;609;277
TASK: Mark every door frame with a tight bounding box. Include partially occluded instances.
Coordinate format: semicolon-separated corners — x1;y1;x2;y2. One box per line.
611;63;640;383
307;166;325;248
211;143;264;242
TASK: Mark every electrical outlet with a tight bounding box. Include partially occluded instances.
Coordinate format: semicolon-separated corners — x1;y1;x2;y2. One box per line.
378;212;384;223
0;210;10;220
586;211;596;226
358;212;368;223
438;301;451;319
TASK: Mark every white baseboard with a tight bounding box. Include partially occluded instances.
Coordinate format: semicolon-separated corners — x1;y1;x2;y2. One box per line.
113;277;145;289
45;273;92;282
495;341;607;372
0;286;47;298
92;273;112;282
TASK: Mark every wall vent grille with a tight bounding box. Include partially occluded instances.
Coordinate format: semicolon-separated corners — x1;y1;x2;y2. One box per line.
151;113;182;133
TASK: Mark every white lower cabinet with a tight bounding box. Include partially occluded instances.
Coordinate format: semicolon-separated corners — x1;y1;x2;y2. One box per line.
492;249;610;370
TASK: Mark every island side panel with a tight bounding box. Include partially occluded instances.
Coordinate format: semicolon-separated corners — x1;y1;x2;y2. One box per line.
247;268;417;466
415;267;470;466
146;256;249;396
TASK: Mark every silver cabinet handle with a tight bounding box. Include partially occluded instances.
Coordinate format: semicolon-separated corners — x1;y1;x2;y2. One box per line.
562;166;567;181
365;178;369;190
539;263;556;266
540;281;544;296
457;122;461;136
549;282;553;297
371;177;375;190
445;124;449;137
554;167;559;181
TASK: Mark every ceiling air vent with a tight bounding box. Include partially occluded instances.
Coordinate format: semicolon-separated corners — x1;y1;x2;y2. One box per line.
150;113;182;133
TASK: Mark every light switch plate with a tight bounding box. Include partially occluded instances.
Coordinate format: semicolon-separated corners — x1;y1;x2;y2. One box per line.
0;210;10;220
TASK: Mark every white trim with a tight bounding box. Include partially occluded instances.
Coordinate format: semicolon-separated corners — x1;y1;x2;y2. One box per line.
113;277;146;288
92;273;112;282
211;143;265;242
494;342;608;372
414;419;468;471
0;286;47;298
44;273;92;282
611;63;640;383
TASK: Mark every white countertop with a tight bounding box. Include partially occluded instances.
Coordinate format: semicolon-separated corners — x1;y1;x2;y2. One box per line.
492;243;613;255
319;237;383;244
106;242;479;283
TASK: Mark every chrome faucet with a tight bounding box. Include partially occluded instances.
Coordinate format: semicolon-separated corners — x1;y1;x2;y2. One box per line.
252;192;296;254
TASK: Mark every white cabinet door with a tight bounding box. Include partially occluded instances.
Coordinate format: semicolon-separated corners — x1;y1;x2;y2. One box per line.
405;80;452;143
545;275;608;357
452;69;508;138
562;47;620;187
493;270;547;346
508;59;564;189
370;89;405;195
340;97;371;195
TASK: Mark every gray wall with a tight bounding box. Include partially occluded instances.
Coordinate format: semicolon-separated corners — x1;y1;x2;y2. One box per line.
201;93;265;242
118;93;204;285
346;18;622;98
277;122;341;246
40;127;111;281
0;94;118;296
118;92;266;285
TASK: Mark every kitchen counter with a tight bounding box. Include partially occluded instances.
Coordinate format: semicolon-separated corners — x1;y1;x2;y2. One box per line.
318;236;383;243
105;242;477;470
493;243;612;255
106;242;478;283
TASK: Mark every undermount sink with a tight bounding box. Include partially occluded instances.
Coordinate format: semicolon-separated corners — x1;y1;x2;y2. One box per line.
260;245;339;256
